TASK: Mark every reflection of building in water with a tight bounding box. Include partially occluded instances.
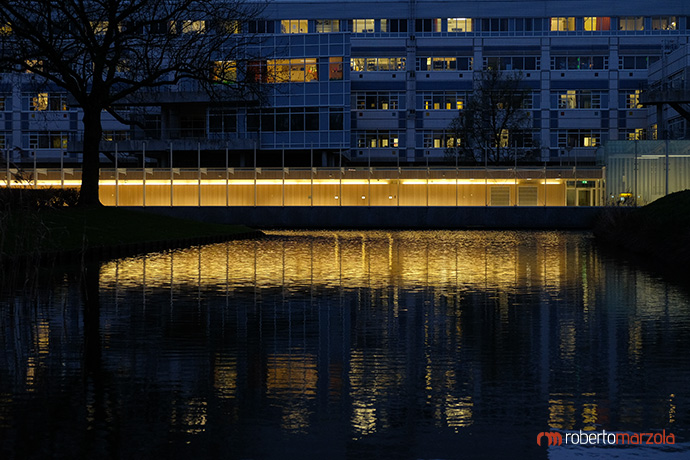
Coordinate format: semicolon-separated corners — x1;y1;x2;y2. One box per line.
266;352;318;432
171;398;208;435
1;231;686;448
99;231;589;294
92;230;686;437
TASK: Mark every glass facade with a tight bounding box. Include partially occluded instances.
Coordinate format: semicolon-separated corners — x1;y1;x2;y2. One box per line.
2;1;689;167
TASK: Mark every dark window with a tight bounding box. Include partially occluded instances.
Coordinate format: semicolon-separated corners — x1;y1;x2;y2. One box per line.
276;108;289;131
290;111;304;131
481;18;509;32
248;20;274;34
329;108;343;130
389;19;407;33
261;112;274;131
247;110;260;131
305;108;319;131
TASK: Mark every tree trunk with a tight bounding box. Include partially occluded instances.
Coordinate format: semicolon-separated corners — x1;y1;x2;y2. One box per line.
78;107;104;207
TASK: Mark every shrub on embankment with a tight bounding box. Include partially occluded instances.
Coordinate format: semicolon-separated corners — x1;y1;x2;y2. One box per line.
593;190;690;271
1;189;260;262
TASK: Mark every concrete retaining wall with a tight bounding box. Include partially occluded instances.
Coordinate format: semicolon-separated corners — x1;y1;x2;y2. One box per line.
125;206;609;229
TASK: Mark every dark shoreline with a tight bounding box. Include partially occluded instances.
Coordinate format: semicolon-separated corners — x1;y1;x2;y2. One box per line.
1;202;264;265
593;190;690;278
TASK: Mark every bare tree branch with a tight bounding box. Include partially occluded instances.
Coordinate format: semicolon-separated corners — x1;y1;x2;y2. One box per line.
0;0;266;205
446;68;536;165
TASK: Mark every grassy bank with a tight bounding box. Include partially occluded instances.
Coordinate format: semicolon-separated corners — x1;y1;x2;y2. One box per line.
1;201;260;261
593;190;690;272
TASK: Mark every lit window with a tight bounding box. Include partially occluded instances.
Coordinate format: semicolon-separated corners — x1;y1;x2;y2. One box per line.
652;17;677;30
551;17;576;31
0;23;11;35
28;132;68;149
181;20;206;34
24;60;43;73
329;57;343;80
91;21;110;35
584;17;610;31
316;20;339;33
560;91;576;109
33;93;48;111
499;129;509;148
281;20;308;34
556;90;604;109
267;58;318;82
626;90;642;109
619;17;644;31
350;57;405;72
558;130;602;148
625;128;646;140
29;93;68;111
447;18;472;32
218;20;240;34
353;19;375;33
212;61;237;84
115;59;130;73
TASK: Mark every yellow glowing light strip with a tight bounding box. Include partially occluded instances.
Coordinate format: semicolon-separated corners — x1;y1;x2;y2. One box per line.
401;179;564;185
8;178;571;187
102;179;385;186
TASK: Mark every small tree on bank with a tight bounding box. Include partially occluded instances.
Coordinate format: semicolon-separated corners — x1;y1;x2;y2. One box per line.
0;0;262;206
446;68;536;165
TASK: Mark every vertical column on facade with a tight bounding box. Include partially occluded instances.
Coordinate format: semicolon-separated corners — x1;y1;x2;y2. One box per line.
473;39;486;204
405;4;417;163
540;38;551;166
540;39;551;205
10;75;20;178
609;38;620;144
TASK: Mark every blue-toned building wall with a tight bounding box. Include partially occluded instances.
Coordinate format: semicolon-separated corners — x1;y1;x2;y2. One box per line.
256;0;690;164
3;1;690;166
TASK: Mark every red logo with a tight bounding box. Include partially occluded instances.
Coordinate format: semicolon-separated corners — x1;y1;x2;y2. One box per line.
537;432;563;446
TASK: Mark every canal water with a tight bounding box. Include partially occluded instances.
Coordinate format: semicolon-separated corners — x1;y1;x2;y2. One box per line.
1;231;689;459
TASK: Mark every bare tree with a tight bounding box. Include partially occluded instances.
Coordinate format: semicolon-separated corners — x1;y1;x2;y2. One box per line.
0;0;263;206
446;68;535;165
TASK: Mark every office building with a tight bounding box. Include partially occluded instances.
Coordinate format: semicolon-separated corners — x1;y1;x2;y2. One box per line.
2;0;690;168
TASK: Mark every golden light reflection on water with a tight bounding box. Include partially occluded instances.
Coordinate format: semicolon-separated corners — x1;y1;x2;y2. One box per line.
549;395;577;430
25;357;37;392
88;231;690;440
582;402;598;431
349;349;406;438
171;399;208;435
351;399;377;438
669;394;676;424
214;356;237;400
97;230;598;437
99;231;593;295
548;393;606;432
266;353;318;397
24;320;51;392
444;395;473;429
266;352;317;433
